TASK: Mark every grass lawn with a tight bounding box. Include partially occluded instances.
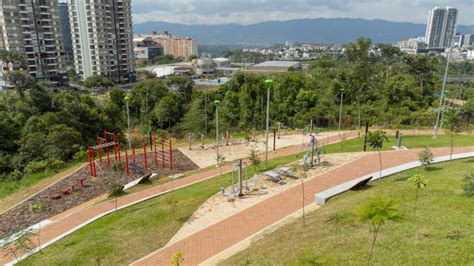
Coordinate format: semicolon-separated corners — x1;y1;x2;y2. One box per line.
17;152;305;265
223;158;474;265
322;134;474;154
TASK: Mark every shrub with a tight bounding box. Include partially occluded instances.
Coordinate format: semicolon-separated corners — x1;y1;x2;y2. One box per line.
30;202;45;213
112;162;124;172
418;147;434;167
108;183;125;197
464;174;474;197
73;149;88;162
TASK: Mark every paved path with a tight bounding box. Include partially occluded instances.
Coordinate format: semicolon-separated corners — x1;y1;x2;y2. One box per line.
0;131;358;265
132;146;474;265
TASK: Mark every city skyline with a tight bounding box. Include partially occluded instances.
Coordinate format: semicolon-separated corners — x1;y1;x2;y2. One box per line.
131;0;474;25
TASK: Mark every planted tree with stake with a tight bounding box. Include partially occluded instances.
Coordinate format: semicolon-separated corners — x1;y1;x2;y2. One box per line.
366;131;388;177
248;143;261;175
408;174;428;220
355;197;401;265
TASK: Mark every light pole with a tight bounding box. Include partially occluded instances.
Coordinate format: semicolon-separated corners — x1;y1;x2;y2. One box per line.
214;100;220;167
338;88;345;133
439;90;450;131
433;47;451;139
124;94;132;151
264;79;273;168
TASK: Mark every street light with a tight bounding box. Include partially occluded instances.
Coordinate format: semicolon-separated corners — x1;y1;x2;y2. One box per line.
439;90;450;131
264;79;273;168
338;88;345;133
433;47;451;139
124;94;132;151
214;100;220;167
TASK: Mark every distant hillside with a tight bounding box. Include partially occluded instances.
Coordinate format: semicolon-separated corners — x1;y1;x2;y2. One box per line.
134;18;474;46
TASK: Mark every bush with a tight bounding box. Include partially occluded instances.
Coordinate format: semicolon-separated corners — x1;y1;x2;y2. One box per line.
418;147;434;167
24;161;49;175
30;202;45;213
109;183;125;197
73;149;88;162
112;162;124;172
464;174;474;197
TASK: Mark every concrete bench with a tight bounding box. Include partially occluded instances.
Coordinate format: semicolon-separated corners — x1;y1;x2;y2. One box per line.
315;176;372;205
263;171;282;182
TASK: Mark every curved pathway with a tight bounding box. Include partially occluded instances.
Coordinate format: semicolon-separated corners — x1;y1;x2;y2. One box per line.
132;146;474;265
0;131;358;265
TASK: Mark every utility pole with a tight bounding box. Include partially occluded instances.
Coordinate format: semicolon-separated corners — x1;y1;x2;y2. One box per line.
264;79;273;168
433;47;451;139
338;88;345;133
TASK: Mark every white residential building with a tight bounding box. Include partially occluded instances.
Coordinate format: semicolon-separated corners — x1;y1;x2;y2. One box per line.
67;0;135;83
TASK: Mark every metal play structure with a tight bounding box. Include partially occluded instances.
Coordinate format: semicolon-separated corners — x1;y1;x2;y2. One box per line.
86;129;173;177
221;159;249;197
302;130;321;167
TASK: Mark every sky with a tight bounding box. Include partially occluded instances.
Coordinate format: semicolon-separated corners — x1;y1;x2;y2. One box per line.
131;0;474;25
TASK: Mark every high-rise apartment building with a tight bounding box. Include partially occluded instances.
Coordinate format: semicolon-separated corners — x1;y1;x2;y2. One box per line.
67;0;135;83
425;6;457;48
150;31;198;59
58;2;73;65
0;0;67;83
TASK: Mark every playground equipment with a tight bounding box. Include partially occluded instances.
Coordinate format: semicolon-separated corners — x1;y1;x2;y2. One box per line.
302;131;321;167
222;159;249;197
185;133;195;150
86;129;173;177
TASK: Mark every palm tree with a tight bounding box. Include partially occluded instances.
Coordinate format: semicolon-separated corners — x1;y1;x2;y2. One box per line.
367;131;388;178
356;197;401;265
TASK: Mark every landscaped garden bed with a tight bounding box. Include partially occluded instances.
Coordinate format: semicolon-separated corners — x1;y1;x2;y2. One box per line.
0;150;198;239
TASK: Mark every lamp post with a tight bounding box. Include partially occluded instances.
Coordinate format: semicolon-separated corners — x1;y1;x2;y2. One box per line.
439;90;450;131
338;88;345;133
214;100;220;167
433;47;451;139
264;79;273;168
124;94;132;151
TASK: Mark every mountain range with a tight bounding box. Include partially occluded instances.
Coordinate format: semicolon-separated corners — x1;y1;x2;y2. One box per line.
134;18;474;46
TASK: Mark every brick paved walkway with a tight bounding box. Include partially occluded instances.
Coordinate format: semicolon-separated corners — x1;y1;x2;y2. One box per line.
0;131;357;265
132;146;473;265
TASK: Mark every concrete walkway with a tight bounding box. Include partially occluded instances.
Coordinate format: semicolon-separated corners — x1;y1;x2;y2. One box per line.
132;146;474;265
0;131;358;265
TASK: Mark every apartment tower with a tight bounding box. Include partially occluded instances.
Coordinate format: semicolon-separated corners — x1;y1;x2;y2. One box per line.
67;0;135;83
0;0;67;83
425;6;458;48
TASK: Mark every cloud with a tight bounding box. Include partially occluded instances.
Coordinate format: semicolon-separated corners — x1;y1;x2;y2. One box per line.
131;0;474;25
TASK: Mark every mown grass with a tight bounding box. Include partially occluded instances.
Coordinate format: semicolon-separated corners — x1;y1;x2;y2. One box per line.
224;159;474;265
0;162;82;200
321;134;474;154
17;152;305;265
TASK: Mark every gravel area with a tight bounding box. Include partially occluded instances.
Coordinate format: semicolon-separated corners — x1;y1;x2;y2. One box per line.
0;149;198;239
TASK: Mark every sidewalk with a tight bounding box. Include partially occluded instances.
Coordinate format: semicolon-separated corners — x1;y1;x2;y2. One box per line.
132;146;474;265
0;131;358;265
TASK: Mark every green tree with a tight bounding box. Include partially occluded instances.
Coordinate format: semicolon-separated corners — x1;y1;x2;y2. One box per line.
154;95;180;128
355;197;401;265
408;174;428;220
29;84;53;114
7;70;35;96
82;75;114;89
178;96;205;133
367;130;388;177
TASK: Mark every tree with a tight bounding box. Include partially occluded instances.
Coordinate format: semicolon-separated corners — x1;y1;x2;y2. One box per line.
418;147;434;168
7;70;35;96
248;143;261;175
5;230;36;263
82;75;114;89
355;197;401;265
178;96;205;133
66;68;78;84
30;84;53;114
154;95;180;128
408;174;428;220
366;131;388;177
